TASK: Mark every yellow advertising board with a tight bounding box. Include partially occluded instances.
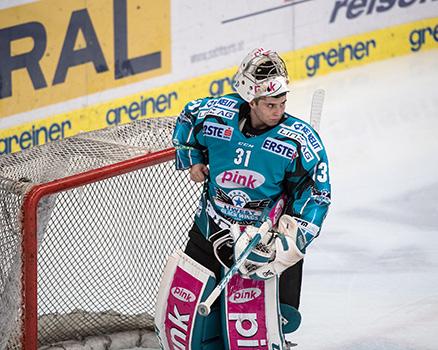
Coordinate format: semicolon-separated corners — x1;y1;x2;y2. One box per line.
0;0;170;117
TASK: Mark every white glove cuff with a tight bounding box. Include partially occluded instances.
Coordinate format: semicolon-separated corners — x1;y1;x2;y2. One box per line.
276;238;304;268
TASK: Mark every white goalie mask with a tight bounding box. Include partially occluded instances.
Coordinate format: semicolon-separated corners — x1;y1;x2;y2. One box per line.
233;48;290;102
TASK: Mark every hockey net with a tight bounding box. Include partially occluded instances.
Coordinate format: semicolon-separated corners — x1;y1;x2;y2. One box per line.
0;118;202;350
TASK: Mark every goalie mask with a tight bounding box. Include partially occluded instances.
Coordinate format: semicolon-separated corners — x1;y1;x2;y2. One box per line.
233;48;290;102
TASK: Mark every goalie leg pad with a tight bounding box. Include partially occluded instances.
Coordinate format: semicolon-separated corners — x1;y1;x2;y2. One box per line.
155;250;224;350
280;303;301;334
223;274;299;350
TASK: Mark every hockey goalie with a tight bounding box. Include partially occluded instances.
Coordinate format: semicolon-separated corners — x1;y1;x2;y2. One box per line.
155;47;331;349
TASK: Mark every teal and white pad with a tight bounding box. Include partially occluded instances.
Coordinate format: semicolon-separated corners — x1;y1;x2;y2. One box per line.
154;250;224;350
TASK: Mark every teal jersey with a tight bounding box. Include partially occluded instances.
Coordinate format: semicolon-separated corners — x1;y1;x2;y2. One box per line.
173;93;331;249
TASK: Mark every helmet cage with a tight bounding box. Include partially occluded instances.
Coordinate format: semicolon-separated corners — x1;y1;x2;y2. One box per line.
234;48;290;102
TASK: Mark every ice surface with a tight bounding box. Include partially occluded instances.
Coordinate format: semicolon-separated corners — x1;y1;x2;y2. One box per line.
287;50;438;350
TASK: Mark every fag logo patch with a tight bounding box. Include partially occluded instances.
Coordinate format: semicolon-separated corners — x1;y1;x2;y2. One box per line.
278;127;316;161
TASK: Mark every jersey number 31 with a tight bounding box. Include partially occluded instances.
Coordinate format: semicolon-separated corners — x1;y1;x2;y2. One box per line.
234;148;252;167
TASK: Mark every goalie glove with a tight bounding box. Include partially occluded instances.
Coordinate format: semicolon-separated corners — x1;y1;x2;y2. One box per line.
248;215;305;280
231;222;276;276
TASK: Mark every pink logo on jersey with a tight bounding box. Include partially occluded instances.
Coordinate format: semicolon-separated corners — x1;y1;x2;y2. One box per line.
216;169;265;189
226;274;268;349
164;267;203;349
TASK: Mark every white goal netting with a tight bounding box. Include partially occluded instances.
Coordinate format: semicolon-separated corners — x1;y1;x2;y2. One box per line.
0;118;201;350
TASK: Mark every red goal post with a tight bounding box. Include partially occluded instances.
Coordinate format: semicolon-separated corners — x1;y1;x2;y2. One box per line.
0;118;201;350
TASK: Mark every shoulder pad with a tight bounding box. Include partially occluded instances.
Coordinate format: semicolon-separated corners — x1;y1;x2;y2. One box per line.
277;117;324;163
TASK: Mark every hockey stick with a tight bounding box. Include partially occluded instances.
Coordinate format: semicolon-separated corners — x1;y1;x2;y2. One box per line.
309;89;325;132
197;194;287;316
197;219;272;316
